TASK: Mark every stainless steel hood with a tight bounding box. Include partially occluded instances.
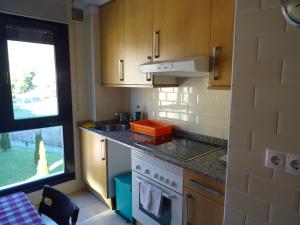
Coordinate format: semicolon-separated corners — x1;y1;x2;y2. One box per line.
139;57;209;78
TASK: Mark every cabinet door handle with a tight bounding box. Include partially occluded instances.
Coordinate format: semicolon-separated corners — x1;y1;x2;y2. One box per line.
146;56;152;81
153;31;160;58
100;139;106;160
211;46;221;80
190;179;223;196
185;194;192;225
119;59;124;81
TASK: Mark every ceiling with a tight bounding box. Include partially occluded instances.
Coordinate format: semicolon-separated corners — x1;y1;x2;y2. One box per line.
73;0;111;8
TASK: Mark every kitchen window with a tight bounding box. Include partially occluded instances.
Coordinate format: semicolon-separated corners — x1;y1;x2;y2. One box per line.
0;13;75;196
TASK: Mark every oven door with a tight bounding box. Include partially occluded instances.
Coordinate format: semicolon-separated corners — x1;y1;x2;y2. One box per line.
132;171;183;225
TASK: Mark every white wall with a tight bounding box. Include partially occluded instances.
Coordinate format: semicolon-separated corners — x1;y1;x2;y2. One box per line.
225;0;300;224
130;78;231;139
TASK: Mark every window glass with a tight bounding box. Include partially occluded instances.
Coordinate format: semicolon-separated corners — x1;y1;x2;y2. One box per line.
7;40;59;119
0;13;74;195
0;126;64;190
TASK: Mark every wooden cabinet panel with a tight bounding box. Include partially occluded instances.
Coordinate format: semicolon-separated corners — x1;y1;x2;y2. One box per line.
123;0;153;85
80;130;108;200
184;187;224;225
183;169;225;225
100;0;124;85
184;170;225;204
153;0;212;61
208;0;235;89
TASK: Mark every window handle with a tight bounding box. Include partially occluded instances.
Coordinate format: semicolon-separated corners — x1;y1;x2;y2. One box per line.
5;72;10;85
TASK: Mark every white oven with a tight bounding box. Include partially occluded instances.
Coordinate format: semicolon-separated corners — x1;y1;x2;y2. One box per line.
132;149;183;225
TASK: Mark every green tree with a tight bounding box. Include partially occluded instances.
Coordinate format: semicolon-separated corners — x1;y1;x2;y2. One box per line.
34;131;42;164
20;71;36;93
36;139;49;176
0;133;11;151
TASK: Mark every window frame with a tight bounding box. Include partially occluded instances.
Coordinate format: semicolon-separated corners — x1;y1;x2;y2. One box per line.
0;13;75;196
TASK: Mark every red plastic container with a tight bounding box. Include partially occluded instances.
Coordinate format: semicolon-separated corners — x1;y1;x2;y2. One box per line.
130;120;173;136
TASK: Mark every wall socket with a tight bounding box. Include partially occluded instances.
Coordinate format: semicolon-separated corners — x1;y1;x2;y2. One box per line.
265;149;300;176
286;154;300;176
265;149;287;171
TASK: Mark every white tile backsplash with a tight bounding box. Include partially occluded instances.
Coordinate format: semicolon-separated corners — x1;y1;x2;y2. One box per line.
130;78;231;139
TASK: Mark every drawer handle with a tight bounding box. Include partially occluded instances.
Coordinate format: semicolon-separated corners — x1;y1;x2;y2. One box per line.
211;46;221;80
153;31;160;58
190;179;223;197
119;59;124;81
146;56;152;81
185;194;192;225
100;139;106;160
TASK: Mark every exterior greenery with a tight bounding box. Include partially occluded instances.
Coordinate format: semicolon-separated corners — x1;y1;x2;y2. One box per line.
0;147;63;188
34;132;42;165
0;133;11;151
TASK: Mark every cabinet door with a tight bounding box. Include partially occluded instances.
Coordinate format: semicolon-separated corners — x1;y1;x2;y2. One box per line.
80;130;108;199
100;0;125;85
123;0;153;85
208;0;235;89
184;187;224;225
153;0;211;61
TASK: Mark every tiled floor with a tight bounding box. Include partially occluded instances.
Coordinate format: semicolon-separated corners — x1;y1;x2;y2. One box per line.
43;190;128;225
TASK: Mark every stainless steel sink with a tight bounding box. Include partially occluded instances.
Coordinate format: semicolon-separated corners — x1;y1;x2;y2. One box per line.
96;124;130;132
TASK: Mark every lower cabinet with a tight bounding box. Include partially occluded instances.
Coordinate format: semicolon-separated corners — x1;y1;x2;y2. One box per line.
184;188;224;225
183;170;225;225
80;129;131;208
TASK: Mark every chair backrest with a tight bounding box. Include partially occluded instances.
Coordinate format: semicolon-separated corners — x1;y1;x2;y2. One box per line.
38;185;79;225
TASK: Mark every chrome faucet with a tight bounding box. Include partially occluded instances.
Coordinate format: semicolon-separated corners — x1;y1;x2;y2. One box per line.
114;112;131;123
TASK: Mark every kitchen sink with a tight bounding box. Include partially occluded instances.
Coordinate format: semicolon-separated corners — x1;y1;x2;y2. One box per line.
96;124;130;132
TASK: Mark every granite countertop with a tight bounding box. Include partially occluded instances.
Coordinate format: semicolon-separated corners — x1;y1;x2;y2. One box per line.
79;122;227;184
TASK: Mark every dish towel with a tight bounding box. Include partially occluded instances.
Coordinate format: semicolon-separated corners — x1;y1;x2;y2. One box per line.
139;181;162;217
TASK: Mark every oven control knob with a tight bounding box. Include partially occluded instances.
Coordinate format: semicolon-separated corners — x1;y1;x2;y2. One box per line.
135;165;141;170
165;179;170;184
171;181;177;187
159;176;164;182
145;169;150;174
154;173;159;179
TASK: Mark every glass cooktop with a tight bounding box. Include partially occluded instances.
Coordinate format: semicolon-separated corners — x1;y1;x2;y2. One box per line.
135;137;221;162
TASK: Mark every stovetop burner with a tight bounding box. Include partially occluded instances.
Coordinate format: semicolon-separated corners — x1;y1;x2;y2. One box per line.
135;136;222;162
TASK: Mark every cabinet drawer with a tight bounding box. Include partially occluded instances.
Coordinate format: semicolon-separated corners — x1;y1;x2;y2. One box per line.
184;170;225;204
184;187;224;225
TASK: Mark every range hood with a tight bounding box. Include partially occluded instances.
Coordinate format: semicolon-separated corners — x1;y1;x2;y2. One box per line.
139;57;209;78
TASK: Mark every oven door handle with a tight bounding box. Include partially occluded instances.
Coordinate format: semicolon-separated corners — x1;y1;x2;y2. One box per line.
136;176;175;200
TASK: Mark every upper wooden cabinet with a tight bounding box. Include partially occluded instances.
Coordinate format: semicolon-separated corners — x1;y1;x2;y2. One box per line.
101;0;177;87
100;0;235;89
208;0;235;89
152;0;212;61
123;0;153;86
100;0;124;85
